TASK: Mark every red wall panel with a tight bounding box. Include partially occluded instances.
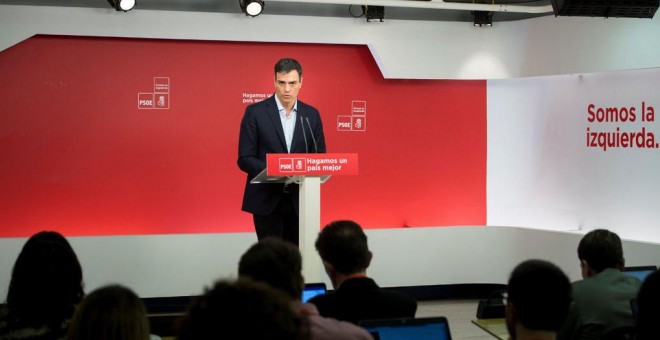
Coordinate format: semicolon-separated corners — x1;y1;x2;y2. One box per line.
0;35;486;237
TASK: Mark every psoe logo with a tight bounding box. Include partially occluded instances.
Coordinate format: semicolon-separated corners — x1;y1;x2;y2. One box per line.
279;159;294;172
138;93;154;109
337;115;352;131
292;158;306;172
279;158;306;172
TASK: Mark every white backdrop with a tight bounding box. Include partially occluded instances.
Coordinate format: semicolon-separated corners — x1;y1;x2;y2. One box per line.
488;69;660;242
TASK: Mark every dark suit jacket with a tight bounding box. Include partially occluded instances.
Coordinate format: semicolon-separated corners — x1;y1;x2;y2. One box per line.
309;277;418;325
238;95;326;215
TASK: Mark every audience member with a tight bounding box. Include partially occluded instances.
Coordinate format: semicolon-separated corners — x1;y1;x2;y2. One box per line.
238;237;373;340
506;259;572;340
309;220;417;324
0;231;84;340
557;229;641;340
634;269;660;340
67;284;151;340
176;278;307;340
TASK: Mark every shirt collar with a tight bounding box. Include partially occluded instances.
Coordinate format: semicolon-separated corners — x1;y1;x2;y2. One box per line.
274;94;298;115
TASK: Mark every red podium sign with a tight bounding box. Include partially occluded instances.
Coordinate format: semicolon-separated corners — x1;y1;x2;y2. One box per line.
260;153;358;282
266;153;359;176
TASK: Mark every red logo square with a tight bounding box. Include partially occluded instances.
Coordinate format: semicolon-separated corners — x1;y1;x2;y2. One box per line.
337;115;352;131
292;158;306;172
352;116;366;131
138;93;154;109
154;93;170;109
154;77;170;93
352;101;366;116
279;159;294;172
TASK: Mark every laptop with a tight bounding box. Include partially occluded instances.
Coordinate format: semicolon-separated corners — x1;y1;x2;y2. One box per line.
302;283;327;303
359;317;453;340
623;265;657;282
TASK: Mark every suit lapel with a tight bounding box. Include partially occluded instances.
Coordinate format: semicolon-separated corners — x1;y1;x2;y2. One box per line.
265;96;288;151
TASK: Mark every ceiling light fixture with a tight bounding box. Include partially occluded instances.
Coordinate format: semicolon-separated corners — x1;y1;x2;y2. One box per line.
107;0;135;12
362;5;385;22
472;10;493;27
240;0;265;17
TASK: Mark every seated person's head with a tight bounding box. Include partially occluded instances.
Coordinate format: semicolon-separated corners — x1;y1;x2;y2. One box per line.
238;237;304;300
67;284;150;340
177;278;307;340
506;259;571;340
315;220;372;279
635;269;660;340
577;229;624;277
6;231;84;325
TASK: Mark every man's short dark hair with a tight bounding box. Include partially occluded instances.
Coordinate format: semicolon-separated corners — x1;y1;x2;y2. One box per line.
177;278;305;340
508;259;571;332
577;229;624;273
274;58;302;78
315;220;370;275
238;237;303;300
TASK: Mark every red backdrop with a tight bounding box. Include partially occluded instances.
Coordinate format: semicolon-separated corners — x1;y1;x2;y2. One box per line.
0;35;486;237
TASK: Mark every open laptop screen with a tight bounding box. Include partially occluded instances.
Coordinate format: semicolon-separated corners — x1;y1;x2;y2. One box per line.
302;283;326;303
359;317;452;340
623;266;657;282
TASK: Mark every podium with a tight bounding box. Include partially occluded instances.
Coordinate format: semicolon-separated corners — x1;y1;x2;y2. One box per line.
251;153;358;282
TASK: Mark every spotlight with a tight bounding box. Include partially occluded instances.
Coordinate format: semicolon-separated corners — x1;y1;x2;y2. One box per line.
240;0;265;17
362;5;385;22
107;0;135;12
472;11;493;27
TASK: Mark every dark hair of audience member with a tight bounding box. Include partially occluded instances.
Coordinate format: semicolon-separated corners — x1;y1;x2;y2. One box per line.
315;220;370;274
238;237;303;300
5;231;84;327
508;259;572;332
67;284;150;340
176;278;308;340
635;269;660;340
577;229;624;273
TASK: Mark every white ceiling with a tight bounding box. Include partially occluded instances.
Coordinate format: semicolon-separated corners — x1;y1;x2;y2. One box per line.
0;0;554;22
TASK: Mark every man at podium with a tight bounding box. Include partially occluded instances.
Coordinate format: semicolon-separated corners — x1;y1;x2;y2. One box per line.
238;58;326;245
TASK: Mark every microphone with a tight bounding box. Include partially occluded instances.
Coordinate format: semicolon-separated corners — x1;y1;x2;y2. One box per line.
305;117;318;153
300;116;309;153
